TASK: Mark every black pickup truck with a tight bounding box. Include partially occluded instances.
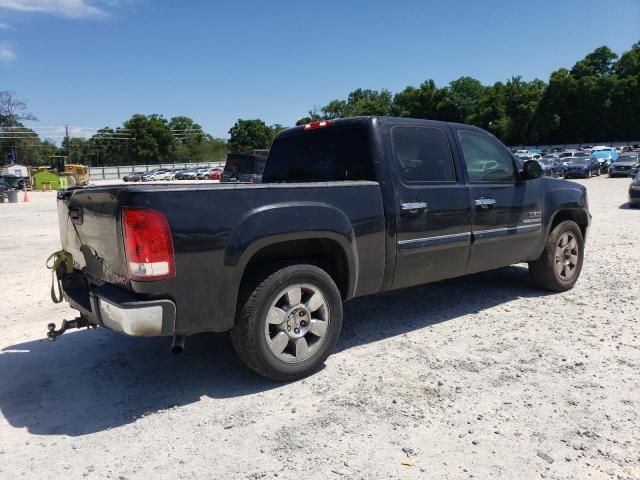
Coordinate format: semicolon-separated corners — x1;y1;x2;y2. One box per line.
53;117;590;380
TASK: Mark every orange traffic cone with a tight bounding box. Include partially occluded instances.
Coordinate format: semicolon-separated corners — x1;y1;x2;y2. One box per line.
23;189;29;202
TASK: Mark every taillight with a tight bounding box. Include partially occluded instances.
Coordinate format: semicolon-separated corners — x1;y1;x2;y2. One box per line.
122;207;175;281
303;120;333;130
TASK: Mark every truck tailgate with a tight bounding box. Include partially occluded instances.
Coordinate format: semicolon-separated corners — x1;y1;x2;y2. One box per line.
57;188;129;287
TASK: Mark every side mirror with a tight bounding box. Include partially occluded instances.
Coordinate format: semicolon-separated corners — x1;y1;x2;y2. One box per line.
520;160;543;180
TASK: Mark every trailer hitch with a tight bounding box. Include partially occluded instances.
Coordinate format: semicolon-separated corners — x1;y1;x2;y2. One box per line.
47;316;95;341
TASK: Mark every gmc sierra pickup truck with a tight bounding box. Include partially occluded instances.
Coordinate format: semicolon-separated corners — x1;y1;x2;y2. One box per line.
51;117;590;380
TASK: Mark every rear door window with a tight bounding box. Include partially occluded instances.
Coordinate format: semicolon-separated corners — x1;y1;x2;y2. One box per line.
391;126;456;183
262;126;374;182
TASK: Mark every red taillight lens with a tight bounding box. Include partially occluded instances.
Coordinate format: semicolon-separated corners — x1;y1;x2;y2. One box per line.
122;207;175;281
303;120;333;130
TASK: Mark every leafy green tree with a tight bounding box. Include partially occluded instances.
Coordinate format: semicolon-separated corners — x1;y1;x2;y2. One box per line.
320;100;348;119
571;46;618;78
502;77;546;144
123;114;177;164
392;80;440;118
296;106;323;125
169;116;205;145
299;41;640;145
228;119;278;152
435;76;486;123
614;41;640;77
467;82;508;139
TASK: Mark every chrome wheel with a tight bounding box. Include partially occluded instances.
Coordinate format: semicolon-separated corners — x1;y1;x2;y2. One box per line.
555;232;579;280
264;283;330;363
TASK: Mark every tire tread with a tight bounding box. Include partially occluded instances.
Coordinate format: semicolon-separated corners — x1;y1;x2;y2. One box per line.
231;264;342;381
529;220;584;292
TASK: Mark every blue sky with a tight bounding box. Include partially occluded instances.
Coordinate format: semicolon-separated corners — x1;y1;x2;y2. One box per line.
1;0;638;140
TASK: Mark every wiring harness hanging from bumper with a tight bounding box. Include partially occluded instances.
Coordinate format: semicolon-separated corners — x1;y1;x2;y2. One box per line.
46;250;74;304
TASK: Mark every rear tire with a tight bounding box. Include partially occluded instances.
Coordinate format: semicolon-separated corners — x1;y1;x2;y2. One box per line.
231;264;343;381
528;220;584;292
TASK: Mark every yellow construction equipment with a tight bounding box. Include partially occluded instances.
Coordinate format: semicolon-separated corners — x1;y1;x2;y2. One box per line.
49;156;90;186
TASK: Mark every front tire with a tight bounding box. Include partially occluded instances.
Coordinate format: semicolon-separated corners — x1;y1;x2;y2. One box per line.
528;220;584;292
232;264;343;381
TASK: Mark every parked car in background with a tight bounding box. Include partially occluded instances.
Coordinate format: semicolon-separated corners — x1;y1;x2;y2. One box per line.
629;172;640;208
141;169;171;181
514;149;529;158
202;167;222;180
591;148;618;173
123;171;145;182
538;155;563;177
139;169;159;181
608;153;640;178
176;168;200;180
195;167;217;180
171;168;188;179
564;157;601;178
560;156;575;168
189;167;208;180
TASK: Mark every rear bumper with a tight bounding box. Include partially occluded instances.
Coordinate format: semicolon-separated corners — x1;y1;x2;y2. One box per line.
64;282;176;336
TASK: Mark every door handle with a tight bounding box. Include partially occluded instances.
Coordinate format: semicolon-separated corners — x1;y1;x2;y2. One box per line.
401;201;428;213
475;198;496;209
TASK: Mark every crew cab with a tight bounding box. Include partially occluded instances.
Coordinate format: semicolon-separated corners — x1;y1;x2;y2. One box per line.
52;117;591;380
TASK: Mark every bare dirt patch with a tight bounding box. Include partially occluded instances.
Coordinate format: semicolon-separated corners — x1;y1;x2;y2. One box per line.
0;177;638;479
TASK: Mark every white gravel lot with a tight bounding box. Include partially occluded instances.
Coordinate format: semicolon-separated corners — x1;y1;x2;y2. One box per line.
0;177;638;480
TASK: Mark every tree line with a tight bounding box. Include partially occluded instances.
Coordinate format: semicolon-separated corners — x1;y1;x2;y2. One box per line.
0;103;283;167
1;41;638;167
297;42;640;145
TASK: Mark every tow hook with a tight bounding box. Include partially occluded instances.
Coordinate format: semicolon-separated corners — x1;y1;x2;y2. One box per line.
47;316;95;341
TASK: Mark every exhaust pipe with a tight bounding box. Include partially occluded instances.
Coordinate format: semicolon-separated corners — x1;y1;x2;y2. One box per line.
171;335;185;354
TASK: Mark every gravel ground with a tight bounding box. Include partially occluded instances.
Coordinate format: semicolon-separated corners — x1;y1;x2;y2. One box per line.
0;177;638;480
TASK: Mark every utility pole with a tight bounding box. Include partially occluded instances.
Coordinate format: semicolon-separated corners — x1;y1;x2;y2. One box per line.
65;124;70;161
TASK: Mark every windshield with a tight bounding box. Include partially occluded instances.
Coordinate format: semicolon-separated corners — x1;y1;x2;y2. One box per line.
572;158;591;165
616;154;638;162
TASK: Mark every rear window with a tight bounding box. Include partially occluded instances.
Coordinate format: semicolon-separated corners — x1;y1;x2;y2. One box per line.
262;126;375;182
225;154;263;174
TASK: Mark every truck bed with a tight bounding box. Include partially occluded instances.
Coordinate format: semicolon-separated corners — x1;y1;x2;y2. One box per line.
57;181;387;334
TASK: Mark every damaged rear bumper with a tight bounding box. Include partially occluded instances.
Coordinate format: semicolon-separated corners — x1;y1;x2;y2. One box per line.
64;282;176;337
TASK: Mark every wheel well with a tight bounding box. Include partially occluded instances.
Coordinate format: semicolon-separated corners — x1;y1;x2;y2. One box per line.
551;209;589;239
239;238;350;303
